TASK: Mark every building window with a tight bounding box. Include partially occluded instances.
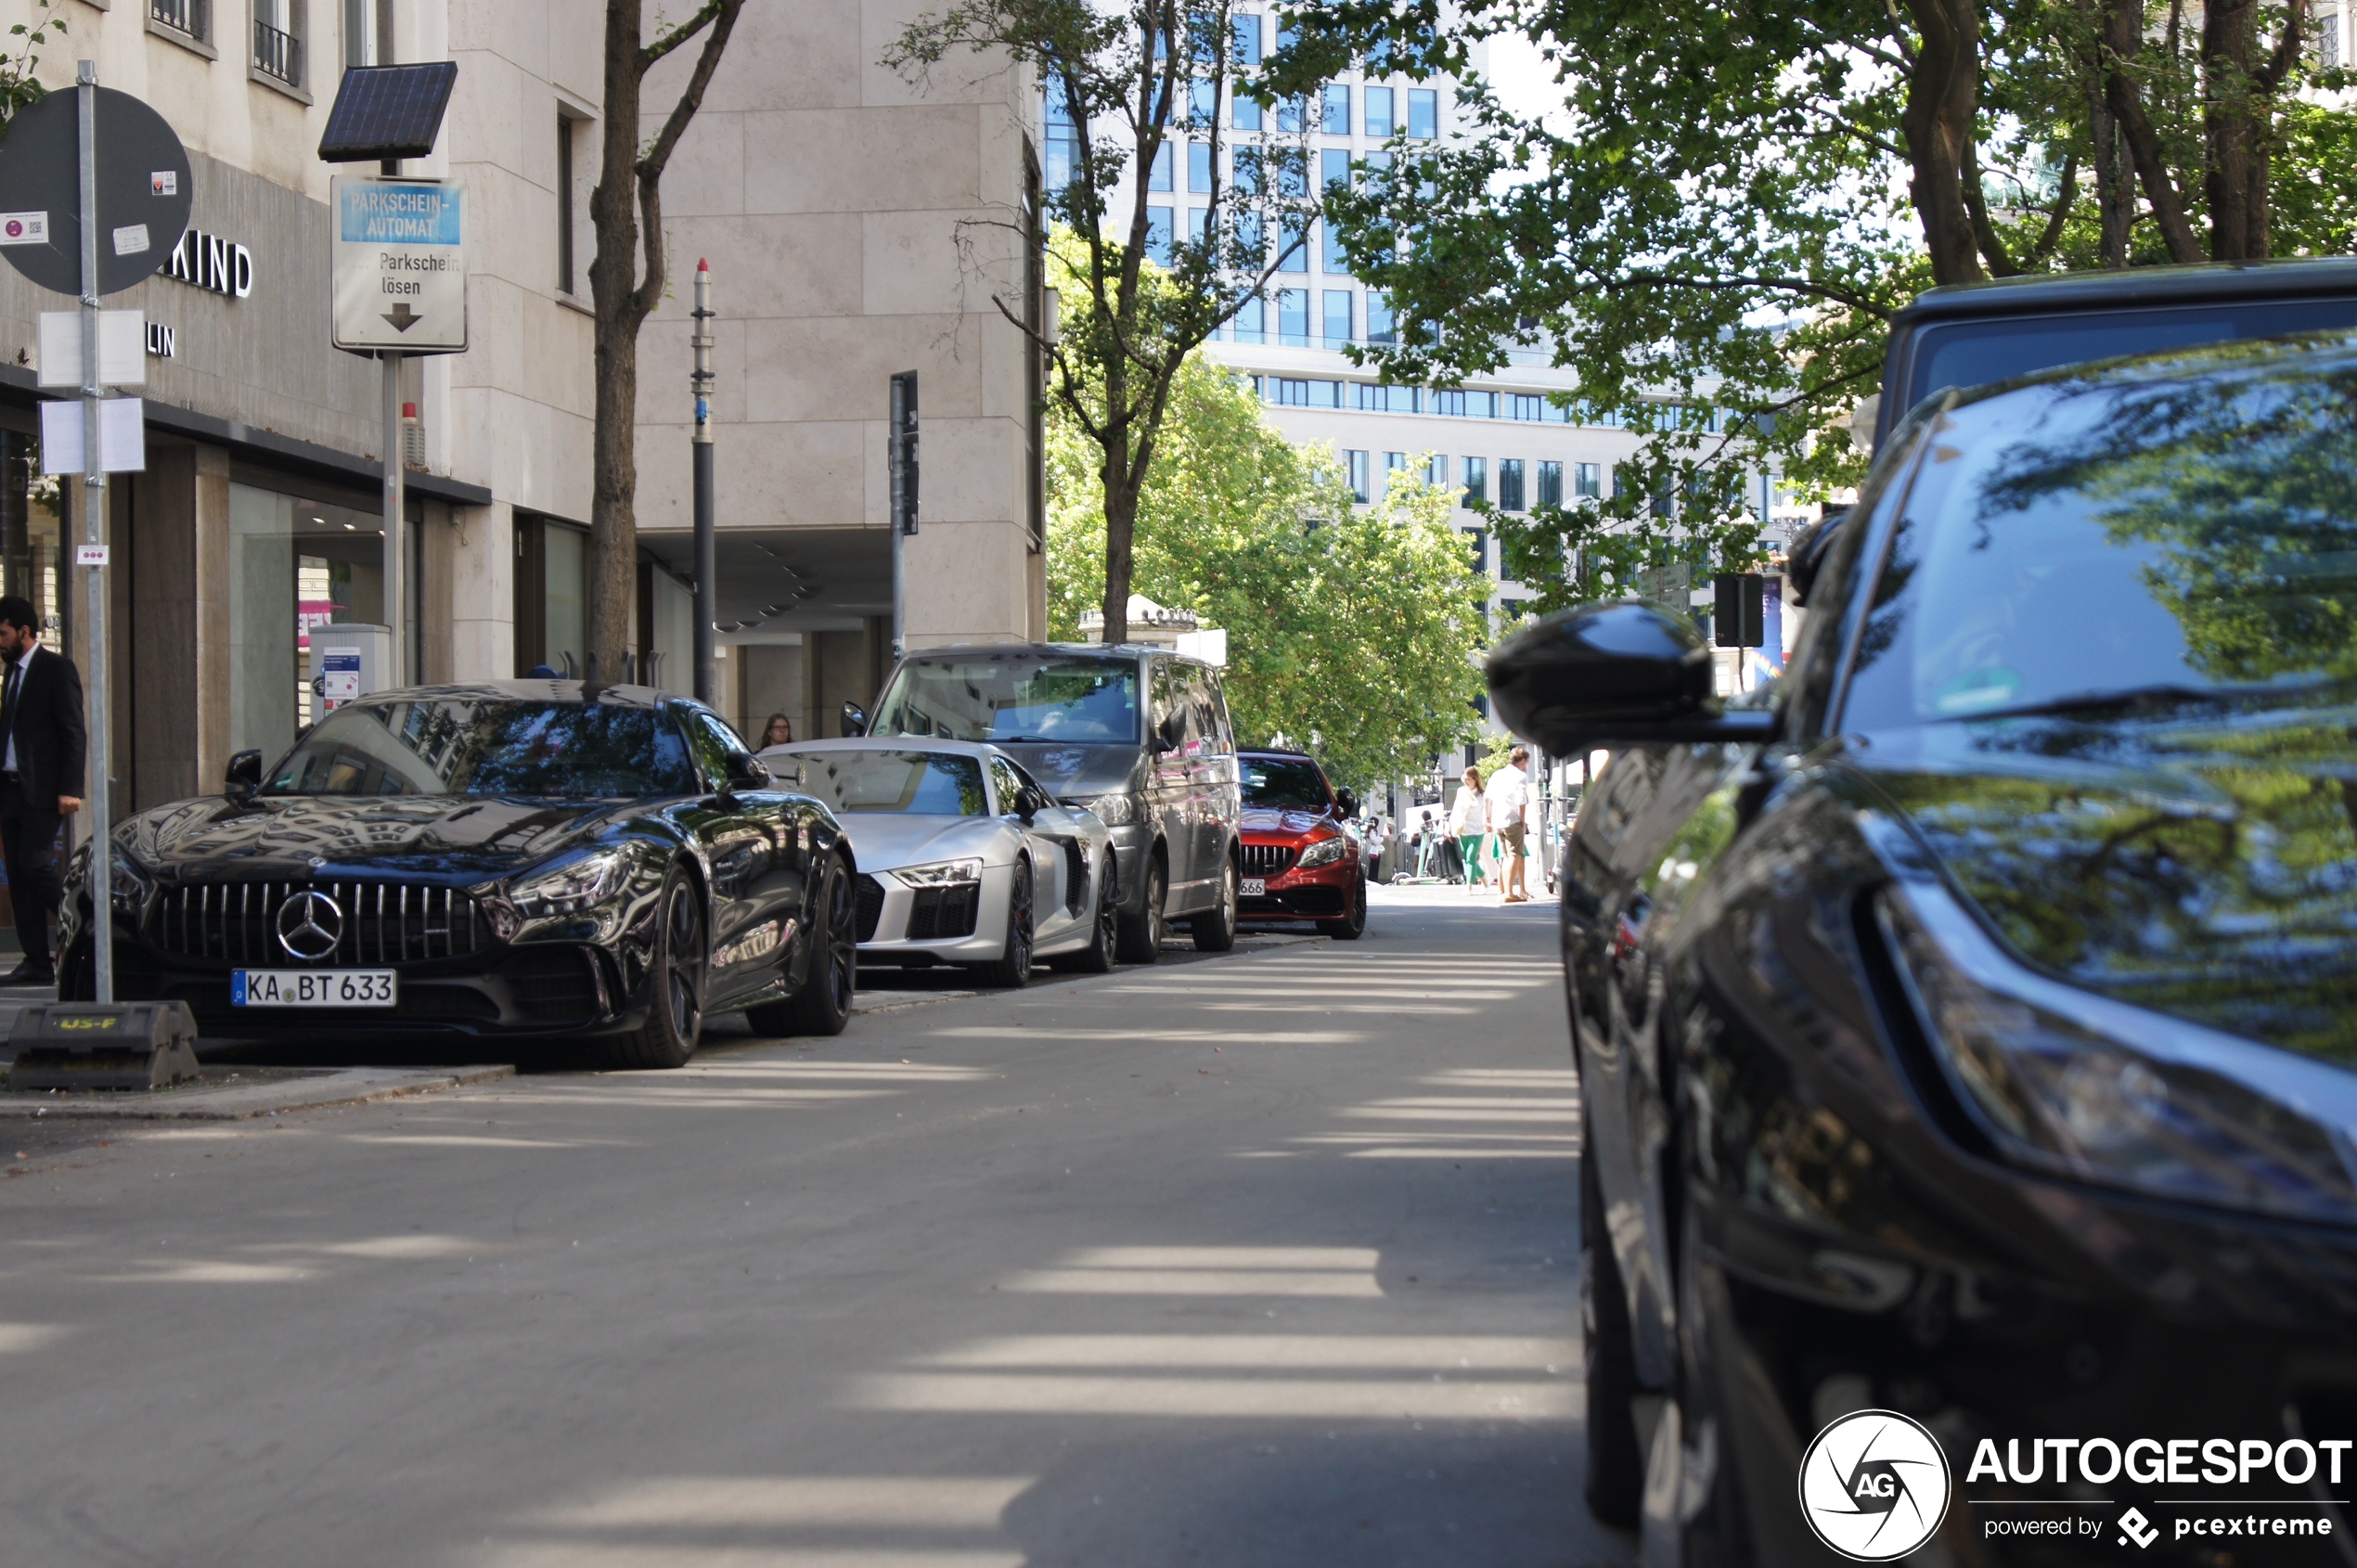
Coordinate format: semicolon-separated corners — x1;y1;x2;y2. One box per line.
253;0;304;85
1188;206;1208;245
1320;147;1352;193
231;482;395;756
1427;454;1449;486
1189;141;1213;192
2318;6;2343;66
154;0;211;42
1354;382;1417;412
1428;389;1465;417
1321;211;1349;272
1364;85;1395;136
1510;393;1547;421
1277;95;1307;133
1575;461;1602;498
1498;458;1525;511
1366;289;1394;344
1045;81;1082;190
1146;205;1174;266
1385;451;1409;480
1232;13;1262;64
1462;456;1487;503
1321;83;1349;134
1233;93;1263;132
1278;216;1309;272
1538;460;1563;508
1321;289;1351;345
1408;88;1437;139
1346;450;1371;503
1233;148;1260;196
1269;378;1311;405
1279;288;1308;346
1361;148;1393;186
556;115;577;294
342;0;374;66
1233;294;1264;344
1465;527;1488;575
1149;141;1173;191
513;514;589;677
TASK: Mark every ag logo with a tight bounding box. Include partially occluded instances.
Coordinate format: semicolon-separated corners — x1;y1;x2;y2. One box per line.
1797;1408;1951;1561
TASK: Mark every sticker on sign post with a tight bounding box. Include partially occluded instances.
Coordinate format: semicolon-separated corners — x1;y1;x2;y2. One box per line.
74;545;109;567
0;211;46;246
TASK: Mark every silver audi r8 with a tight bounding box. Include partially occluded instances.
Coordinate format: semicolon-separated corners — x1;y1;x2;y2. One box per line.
757;739;1119;987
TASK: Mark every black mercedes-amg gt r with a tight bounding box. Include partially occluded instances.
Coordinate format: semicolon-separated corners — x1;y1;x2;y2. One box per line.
57;681;859;1067
1490;334;2357;1563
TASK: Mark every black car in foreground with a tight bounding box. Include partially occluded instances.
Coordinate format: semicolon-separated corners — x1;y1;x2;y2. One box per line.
1490;334;2357;1563
58;682;858;1067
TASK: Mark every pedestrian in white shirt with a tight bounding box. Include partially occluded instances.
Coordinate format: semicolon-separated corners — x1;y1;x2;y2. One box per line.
1449;767;1488;893
1488;746;1533;903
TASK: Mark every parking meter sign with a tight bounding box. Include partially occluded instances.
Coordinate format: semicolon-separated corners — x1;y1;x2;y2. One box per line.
330;175;467;354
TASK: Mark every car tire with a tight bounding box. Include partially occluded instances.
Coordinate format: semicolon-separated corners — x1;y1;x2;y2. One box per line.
754;851;855;1037
1114;855;1166;964
607;867;705;1070
1050;856;1118;974
1331;871;1368;940
1189;857;1239;952
974;857;1035;989
1582;1137;1646;1527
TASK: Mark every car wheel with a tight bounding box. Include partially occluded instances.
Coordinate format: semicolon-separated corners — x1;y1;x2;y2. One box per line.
1331;872;1368;940
975;857;1035;988
1582;1135;1645;1527
753;851;855;1037
1050;856;1118;974
1189;857;1239;952
1114;855;1166;964
607;867;705;1070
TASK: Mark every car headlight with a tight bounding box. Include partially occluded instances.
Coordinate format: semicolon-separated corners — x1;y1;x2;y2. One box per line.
1877;883;2357;1225
1070;792;1137;826
108;846;148;914
896;858;983;887
508;849;628;918
1295;834;1348;870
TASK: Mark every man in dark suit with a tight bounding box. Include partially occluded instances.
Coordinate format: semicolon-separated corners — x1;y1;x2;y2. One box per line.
0;597;84;986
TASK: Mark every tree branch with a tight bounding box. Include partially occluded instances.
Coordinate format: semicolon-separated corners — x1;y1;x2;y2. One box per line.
640;0;723;70
631;0;746;321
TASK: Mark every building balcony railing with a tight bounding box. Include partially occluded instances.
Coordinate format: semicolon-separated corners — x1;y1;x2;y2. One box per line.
151;0;209;39
253;19;303;85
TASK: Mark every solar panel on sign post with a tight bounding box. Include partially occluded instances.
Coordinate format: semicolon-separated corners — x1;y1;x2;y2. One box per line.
317;63;460;162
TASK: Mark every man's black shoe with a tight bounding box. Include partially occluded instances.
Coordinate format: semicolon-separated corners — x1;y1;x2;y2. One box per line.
0;961;55;988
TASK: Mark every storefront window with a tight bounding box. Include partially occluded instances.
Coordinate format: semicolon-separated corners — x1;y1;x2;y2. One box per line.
229;482;385;760
1;432;65;640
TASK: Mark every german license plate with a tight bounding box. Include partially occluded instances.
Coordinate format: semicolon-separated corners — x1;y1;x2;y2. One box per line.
233;970;398;1007
1241;878;1267;896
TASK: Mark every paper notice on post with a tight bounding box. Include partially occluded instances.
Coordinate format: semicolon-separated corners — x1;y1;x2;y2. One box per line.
38;398;147;475
111;224;149;256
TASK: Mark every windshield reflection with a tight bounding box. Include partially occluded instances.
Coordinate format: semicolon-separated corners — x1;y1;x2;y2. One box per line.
264;700;698;799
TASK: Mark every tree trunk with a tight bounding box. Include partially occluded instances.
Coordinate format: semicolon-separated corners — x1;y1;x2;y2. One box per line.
1901;0;1987;286
1101;433;1140;649
2086;71;2133;265
587;0;648;682
2102;0;2208;261
2204;0;2259;259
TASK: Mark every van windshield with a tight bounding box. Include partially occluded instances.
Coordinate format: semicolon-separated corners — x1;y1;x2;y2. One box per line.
1909;300;2357;408
870;655;1140;744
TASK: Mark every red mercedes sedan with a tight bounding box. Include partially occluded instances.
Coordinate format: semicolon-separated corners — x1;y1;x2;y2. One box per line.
1236;750;1367;940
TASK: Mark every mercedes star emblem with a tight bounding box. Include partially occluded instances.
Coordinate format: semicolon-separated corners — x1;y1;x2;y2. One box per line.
276;889;344;961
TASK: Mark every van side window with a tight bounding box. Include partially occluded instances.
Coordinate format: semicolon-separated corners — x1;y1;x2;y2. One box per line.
1150;660;1182;750
1196;669;1234;754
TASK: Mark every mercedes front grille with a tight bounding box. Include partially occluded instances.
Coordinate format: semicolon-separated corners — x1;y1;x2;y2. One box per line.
148;880;488;966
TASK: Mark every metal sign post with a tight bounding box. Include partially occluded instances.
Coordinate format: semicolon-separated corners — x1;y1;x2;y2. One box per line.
691;259;716;702
75;63;109;1003
888;371;919;662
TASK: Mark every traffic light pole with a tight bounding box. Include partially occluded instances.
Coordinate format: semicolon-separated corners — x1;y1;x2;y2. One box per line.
691;259;716;702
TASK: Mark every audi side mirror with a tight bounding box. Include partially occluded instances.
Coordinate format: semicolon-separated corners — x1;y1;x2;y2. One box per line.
840;700;869;738
225;749;264;803
1486;600;1778;754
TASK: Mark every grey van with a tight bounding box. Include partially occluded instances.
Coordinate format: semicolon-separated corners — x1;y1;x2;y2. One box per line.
845;643;1242;962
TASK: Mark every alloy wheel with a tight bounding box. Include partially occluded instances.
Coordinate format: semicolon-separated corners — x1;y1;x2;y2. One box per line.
664;880;705;1041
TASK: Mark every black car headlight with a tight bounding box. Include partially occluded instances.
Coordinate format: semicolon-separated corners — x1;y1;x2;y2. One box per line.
1295;834;1348;870
109;848;150;914
508;849;628;919
1877;884;2357;1225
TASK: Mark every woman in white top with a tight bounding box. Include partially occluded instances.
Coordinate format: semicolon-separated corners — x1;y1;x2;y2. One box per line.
1449;767;1488;893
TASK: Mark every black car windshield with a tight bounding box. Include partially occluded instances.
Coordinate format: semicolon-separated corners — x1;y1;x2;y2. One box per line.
263;699;698;798
870;655;1140;743
1242;757;1331;810
1843;343;2357;731
766;750;986;816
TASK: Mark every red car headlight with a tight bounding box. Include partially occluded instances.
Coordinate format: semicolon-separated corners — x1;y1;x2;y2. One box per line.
1295;834;1348;870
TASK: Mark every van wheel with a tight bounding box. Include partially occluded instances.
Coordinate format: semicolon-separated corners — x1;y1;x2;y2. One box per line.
1114;855;1166;963
1189;857;1238;951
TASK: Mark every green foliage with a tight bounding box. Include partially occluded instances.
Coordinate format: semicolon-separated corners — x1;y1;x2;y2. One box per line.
1047;345;1488;793
1;2;67;122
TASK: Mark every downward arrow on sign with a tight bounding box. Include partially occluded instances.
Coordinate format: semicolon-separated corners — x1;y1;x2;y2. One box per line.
381;302;423;332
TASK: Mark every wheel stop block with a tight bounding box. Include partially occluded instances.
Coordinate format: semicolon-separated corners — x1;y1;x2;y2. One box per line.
6;1001;201;1092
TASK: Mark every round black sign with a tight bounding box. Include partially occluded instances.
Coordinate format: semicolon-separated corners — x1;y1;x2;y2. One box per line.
0;86;193;297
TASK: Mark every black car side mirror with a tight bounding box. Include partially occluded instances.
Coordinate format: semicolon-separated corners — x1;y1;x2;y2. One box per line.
1486;600;1778;755
224;749;264;803
722;750;770;791
840;700;869;738
1335;787;1358;818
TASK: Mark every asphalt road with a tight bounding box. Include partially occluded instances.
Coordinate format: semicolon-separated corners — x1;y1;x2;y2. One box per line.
0;886;1630;1568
